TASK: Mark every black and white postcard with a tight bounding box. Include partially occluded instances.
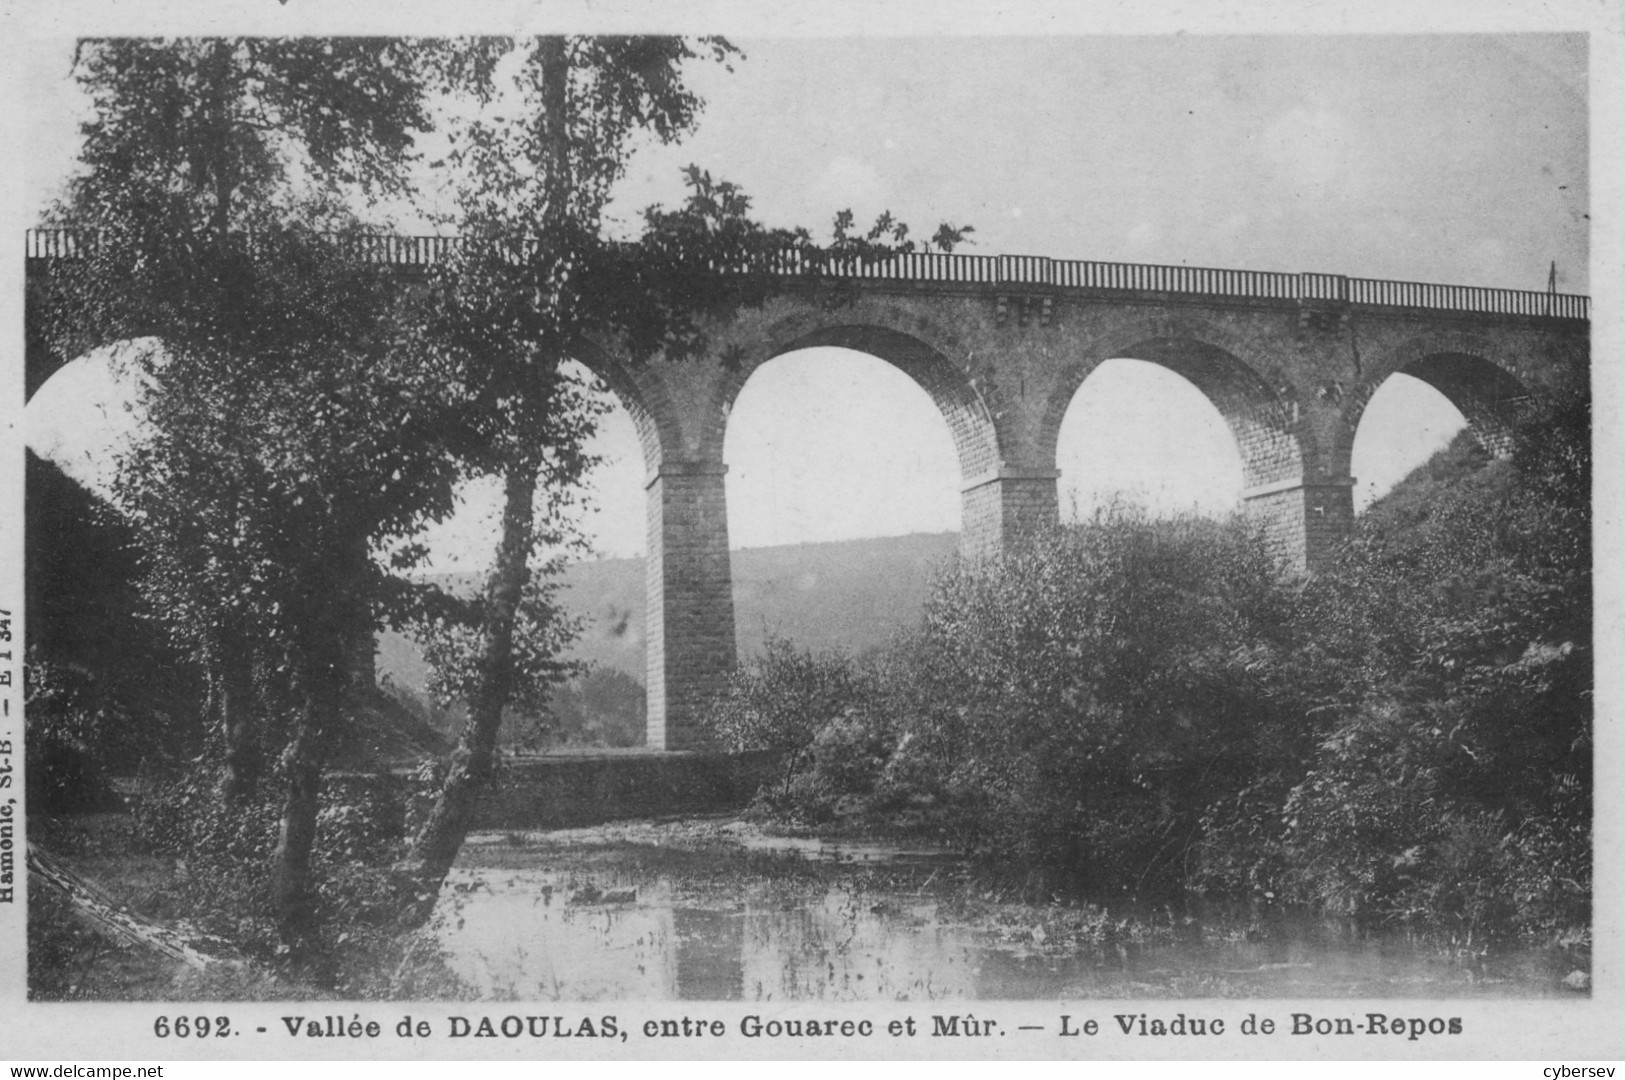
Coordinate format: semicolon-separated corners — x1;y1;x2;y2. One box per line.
1;0;1618;1066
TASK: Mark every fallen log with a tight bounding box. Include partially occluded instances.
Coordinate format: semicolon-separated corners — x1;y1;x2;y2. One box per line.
27;842;245;973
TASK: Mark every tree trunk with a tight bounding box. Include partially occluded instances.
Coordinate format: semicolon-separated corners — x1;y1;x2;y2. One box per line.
206;40;235;258
399;462;539;925
395;37;572;929
29;843;246;973
272;709;325;953
271;533;370;959
215;624;261;806
537;36;571;223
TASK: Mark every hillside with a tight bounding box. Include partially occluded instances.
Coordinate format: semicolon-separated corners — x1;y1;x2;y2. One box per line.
376;531;959;695
376;433;1508;700
1346;428;1505;540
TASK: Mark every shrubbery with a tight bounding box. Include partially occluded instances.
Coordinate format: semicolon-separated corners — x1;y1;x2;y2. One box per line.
885;511;1299;896
24;658;185;813
126;766;463;993
715;395;1591;949
532;667;647;749
1259;396;1592;945
710;512;1298;880
705;635;880;816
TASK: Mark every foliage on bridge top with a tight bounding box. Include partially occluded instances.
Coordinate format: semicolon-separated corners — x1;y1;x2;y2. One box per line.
25;227;1589;321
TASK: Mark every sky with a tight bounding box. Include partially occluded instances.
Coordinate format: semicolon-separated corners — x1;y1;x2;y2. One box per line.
17;26;1592;567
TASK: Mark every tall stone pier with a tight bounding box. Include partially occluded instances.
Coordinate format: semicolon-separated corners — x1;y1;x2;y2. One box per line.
643;459;736;752
604;287;1584;748
26;235;1588;750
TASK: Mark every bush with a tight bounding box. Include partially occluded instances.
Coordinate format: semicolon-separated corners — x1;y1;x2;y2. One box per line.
704;635;878;809
881;509;1297;897
126;758;454;991
693;398;1592;951
25;659;142;812
317;799;404;865
810;707;893;798
1219;395;1593;946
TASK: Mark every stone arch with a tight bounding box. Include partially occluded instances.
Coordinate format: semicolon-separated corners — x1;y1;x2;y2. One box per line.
1038;316;1306;491
702;302;1005;480
26;329;67;404
570;337;676;473
569;338;732;754
1353;332;1533;460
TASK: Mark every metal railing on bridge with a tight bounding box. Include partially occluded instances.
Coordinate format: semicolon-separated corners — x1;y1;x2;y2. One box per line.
25;228;1590;321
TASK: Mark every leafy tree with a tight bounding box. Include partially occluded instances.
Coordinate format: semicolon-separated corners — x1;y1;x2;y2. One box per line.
397;36;969;912
40;35;971;946
527;668;648;749
25;451;197;813
25;450;197;759
395;36;728;903
37;38;455;948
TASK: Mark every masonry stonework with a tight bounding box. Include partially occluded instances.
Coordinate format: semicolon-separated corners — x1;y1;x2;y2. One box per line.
960;469;1063;561
1242;478;1358;573
611;288;1584;747
25;249;1588;753
644;461;736;751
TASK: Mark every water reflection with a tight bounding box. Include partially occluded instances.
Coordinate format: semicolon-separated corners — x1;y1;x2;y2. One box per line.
433;836;1565;1001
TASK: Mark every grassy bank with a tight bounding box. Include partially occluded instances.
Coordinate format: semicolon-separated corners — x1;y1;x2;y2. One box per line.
30;810;1588;1001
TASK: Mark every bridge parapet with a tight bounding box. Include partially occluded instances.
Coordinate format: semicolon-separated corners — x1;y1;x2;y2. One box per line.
26;228;1590;322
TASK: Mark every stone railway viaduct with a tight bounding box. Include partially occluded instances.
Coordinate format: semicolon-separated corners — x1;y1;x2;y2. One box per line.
25;233;1590;750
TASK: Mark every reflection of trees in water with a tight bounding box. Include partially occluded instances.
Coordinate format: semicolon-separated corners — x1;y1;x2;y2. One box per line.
441;871;678;1000
738;885;978;1000
435;855;1573;1000
672;908;744;999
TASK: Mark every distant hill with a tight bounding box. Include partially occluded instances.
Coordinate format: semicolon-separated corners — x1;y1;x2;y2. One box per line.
370;433;1530;703
376;531;959;695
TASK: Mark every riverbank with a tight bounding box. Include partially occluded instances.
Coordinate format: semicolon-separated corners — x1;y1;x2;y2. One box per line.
27;810;1586;1001
434;815;1584;1000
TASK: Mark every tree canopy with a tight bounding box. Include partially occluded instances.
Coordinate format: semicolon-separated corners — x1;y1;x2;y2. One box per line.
39;37;459;950
37;34;974;955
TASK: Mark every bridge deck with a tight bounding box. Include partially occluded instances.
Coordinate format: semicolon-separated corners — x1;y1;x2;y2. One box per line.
25;229;1589;322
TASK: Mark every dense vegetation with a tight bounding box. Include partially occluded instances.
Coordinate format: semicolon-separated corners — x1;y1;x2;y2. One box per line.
25;451;199;811
706;397;1591;952
28;35;973;989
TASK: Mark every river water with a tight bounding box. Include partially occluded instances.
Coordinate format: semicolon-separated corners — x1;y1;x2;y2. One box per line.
430;820;1572;1001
